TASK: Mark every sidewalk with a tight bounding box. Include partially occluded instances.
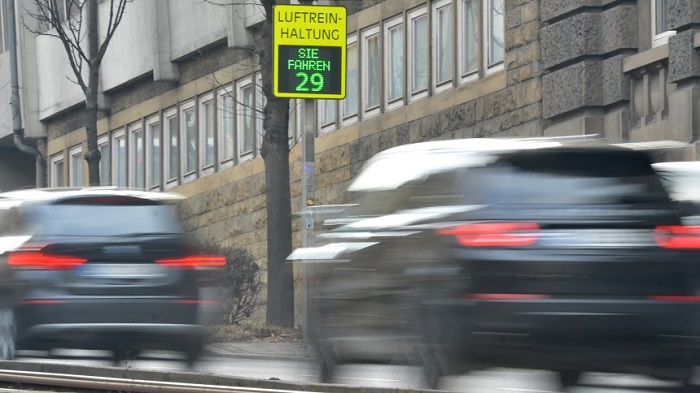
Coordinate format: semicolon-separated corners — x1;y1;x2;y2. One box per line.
204;342;314;361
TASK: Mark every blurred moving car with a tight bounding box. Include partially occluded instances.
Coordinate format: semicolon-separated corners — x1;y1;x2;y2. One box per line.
291;138;700;388
654;161;700;224
0;188;224;364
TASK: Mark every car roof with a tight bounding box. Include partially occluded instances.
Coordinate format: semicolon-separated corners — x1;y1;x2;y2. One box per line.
653;161;700;173
0;187;185;205
348;138;636;192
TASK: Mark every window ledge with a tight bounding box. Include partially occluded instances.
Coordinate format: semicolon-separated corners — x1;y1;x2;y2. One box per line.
623;45;669;74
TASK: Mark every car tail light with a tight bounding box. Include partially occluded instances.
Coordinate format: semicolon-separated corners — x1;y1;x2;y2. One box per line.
654;225;700;249
436;222;539;247
8;244;87;270
155;255;226;269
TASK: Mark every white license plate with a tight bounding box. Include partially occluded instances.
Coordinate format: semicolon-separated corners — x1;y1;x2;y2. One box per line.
78;263;166;278
539;229;653;248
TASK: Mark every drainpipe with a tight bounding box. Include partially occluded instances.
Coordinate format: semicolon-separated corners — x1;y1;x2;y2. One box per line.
6;0;45;188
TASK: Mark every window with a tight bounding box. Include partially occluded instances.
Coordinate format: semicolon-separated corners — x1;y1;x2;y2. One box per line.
434;0;454;92
180;100;196;179
342;35;359;124
289;99;304;146
98;136;110;186
362;25;381;117
129;122;144;189
146;115;161;190
237;76;255;159
385;16;404;109
163;108;179;186
460;0;479;79
0;0;7;53
319;100;336;133
486;0;505;68
68;145;83;187
652;0;675;47
199;93;215;173
51;153;64;187
408;7;429;101
112;130;127;187
218;87;235;167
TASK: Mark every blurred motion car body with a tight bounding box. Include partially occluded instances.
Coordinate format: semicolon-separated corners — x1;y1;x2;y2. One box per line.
654;161;700;225
0;188;224;364
291;138;700;388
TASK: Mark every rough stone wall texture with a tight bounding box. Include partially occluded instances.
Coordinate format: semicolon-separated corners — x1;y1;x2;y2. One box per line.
668;30;700;84
668;0;700;31
540;0;637;122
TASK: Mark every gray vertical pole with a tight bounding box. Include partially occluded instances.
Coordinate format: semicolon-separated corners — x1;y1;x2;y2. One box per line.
301;98;315;341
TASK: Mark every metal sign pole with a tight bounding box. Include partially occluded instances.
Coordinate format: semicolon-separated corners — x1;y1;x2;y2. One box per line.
301;98;315;341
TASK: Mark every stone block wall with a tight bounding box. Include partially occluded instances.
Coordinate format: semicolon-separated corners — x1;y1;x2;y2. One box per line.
541;0;637;138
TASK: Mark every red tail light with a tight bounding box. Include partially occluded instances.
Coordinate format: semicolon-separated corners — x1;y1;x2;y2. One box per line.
654;225;700;249
436;222;540;247
8;247;87;270
155;255;226;269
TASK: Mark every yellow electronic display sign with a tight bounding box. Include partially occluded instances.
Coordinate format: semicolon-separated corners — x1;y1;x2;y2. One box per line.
273;4;346;99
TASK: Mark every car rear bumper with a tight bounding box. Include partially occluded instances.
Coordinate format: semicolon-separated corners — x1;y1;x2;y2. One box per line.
430;298;700;372
15;298;205;350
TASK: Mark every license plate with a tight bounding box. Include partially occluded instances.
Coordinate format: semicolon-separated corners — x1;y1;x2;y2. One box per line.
539;229;653;248
77;263;166;278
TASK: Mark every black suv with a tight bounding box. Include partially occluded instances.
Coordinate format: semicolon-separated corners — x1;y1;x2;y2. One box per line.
293;138;700;388
0;188;223;364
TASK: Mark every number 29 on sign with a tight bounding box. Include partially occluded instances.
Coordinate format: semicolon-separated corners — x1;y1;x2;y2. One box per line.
295;72;324;92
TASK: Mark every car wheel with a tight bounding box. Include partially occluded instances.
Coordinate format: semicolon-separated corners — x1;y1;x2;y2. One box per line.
184;342;203;368
316;343;336;383
0;307;17;360
558;370;581;389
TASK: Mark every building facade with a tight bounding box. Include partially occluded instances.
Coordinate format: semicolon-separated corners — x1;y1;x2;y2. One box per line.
8;0;700;323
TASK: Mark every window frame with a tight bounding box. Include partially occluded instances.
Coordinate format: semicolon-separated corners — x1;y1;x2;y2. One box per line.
199;92;216;175
459;0;480;82
111;129;127;188
651;0;675;48
50;153;65;188
145;114;162;191
342;34;359;126
288;99;301;146
180;99;197;182
484;0;505;73
432;0;455;93
163;107;179;189
237;75;255;161
318;99;337;133
384;15;405;110
218;86;236;168
98;135;110;186
128;121;145;189
407;6;429;102
256;72;265;154
361;24;382;118
68;145;83;187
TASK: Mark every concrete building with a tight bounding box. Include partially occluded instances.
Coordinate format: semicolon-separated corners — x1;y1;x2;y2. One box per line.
10;0;700;322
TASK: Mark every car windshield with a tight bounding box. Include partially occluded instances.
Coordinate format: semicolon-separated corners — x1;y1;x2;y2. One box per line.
31;203;183;237
462;150;670;205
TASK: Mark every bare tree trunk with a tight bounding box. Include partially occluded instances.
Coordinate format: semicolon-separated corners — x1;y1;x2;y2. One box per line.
259;0;294;327
85;0;100;186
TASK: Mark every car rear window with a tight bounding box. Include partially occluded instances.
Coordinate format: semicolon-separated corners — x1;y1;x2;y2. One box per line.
461;149;671;205
32;198;183;237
